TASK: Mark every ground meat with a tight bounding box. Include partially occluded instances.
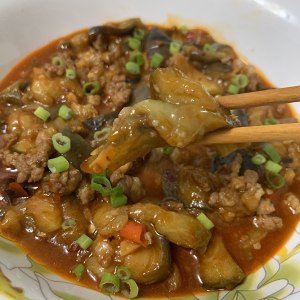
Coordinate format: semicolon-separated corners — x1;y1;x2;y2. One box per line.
209;188;239;207
42;166;82;195
77;180;95;205
253;215;283;231
0;130;52;183
257;199;275;215
284;193;300;214
0;133;19;148
208;169;264;221
102;73;131;109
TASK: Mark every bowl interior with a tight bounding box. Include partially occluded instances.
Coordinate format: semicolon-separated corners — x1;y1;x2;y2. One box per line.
1;1;300;300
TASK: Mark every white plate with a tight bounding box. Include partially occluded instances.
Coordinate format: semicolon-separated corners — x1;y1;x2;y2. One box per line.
1;0;300;299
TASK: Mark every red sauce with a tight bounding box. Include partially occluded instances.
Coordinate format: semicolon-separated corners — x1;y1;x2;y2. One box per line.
1;26;300;298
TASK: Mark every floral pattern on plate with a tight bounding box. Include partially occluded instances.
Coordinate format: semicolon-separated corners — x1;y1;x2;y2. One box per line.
1;222;300;300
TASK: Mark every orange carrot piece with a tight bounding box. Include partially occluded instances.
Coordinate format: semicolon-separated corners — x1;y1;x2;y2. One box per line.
8;182;28;197
119;220;148;247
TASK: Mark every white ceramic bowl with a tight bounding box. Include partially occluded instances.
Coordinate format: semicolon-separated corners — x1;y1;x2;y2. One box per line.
1;1;300;299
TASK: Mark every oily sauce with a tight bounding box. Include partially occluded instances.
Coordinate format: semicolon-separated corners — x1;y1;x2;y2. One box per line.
1;28;300;298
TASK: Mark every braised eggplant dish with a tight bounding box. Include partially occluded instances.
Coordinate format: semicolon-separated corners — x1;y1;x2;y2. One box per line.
1;19;300;298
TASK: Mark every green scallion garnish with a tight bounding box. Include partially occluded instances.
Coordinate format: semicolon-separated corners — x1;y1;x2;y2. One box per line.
72;264;85;280
52;133;71;154
34;106;50;122
163;147;174;155
47;156;70;173
227;84;240;95
265;160;283;174
129;51;144;66
125;62;140;75
58;104;73;120
150;52;164;68
262;143;281;163
116;266;131;281
251;153;266;166
51;56;65;68
110;187;128;208
202;43;217;54
83;81;101;95
121;279;139;299
179;25;188;34
128;37;141;50
75;234;93;250
197;212;214;230
91;172;112;196
231;74;249;89
169;40;182;55
266;172;286;189
99;272;121;293
263;118;279;125
133;28;145;40
62;218;76;230
65;68;76;80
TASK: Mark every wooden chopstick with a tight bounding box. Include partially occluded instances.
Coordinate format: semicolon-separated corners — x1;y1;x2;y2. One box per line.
200;123;300;145
217;86;300;109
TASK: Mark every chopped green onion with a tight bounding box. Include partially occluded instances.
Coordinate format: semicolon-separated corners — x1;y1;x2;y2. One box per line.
263;118;279;125
128;37;141;50
116;266;131;281
129;51;144;66
121;279;139;299
65;68;76;80
99;272;121;293
133;28;145;40
163;147;174;155
58;104;73;120
47;156;70;173
34;106;50;122
150;52;164;68
227;84;240;95
75;234;93;250
251;153;266;166
197;212;214;230
52;133;71;154
51;56;65;68
179;25;188;34
265;160;283;174
83;81;101;95
62;218;76;230
94;127;111;142
262;143;281;163
110;187;128;208
125;62;140;75
231;74;249;89
169;40;182;54
266;171;286;189
91;172;112;196
203;43;217;54
72;264;85;280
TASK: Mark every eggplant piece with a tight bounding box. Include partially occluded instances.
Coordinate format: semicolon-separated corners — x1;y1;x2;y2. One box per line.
83;111;118;131
61;128;92;169
168;53;223;95
123;223;171;284
177;166;212;209
145;28;171;59
187;43;236;64
198;234;245;289
128;202;211;251
211;149;258;175
88;18;142;43
81;68;236;173
0;80;28;105
130;84;151;105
